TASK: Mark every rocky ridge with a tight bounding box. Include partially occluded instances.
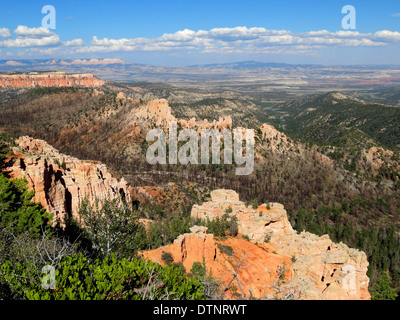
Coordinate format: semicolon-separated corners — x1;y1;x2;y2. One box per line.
117;94;233;132
8;136;130;227
141;225;294;299
4;135;371;299
0;72;104;89
145;189;370;300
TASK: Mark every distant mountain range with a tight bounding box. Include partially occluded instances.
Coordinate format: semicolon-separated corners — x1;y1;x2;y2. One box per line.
2;59;400;87
188;60;300;69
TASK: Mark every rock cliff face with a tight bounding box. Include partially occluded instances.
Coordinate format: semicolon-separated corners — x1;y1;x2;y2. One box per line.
191;189;293;243
145;189;371;300
4;134;371;299
0;72;104;88
141;225;294;299
8;136;130;227
101;96;233;147
272;230;370;300
128;96;232;131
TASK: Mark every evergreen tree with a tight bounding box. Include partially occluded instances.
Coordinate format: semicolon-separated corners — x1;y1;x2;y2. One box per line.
228;216;238;236
77;197;146;258
370;271;398;300
0;174;52;238
0;140;7;172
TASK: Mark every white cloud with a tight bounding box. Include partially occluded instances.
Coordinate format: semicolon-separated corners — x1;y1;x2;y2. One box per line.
63;38;85;46
374;30;400;41
0;25;60;48
0;28;11;38
83;26;390;54
14;25;54;38
303;30;367;38
2;25;400;58
0;34;60;48
0;25;62;48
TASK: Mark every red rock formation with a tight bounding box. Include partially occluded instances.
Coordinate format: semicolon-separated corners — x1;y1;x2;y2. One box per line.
141;226;293;299
130;98;232;132
0;72;104;89
7;136;130;227
191;189;294;242
188;189;370;299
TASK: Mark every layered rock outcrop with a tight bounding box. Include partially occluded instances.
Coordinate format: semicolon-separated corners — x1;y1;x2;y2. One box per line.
191;189;293;243
7;136;130;227
125;98;232;133
154;189;370;300
273;231;370;300
141;225;294;299
0;72;104;88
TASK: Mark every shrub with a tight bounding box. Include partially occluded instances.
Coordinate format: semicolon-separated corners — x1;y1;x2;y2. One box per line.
0;253;204;300
191;261;206;277
216;243;234;257
161;252;174;265
77;197;146;258
173;262;186;274
251;199;258;210
228;216;238;236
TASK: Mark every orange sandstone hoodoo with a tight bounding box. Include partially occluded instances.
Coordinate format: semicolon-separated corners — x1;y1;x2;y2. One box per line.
142;189;371;300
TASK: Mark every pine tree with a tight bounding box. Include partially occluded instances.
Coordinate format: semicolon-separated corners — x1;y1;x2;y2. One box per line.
0;139;9;174
0;174;52;237
370;271;398;300
78;197;145;257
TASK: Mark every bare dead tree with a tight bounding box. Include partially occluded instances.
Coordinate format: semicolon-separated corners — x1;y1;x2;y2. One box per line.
0;227;81;299
264;264;303;300
218;252;252;300
5;224;80;271
200;274;222;300
34;232;79;269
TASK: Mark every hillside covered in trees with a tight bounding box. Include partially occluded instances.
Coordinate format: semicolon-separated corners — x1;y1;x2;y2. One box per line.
0;83;399;300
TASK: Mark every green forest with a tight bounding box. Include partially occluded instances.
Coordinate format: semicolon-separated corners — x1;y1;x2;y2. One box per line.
0;135;398;300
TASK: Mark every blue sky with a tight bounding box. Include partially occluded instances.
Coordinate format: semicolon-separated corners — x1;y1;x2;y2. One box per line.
0;0;400;65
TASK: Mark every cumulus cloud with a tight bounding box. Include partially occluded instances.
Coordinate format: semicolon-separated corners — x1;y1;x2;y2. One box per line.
63;38;85;46
2;25;400;58
0;34;60;48
83;26;391;54
14;25;54;38
0;28;11;39
0;25;61;48
374;30;400;41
